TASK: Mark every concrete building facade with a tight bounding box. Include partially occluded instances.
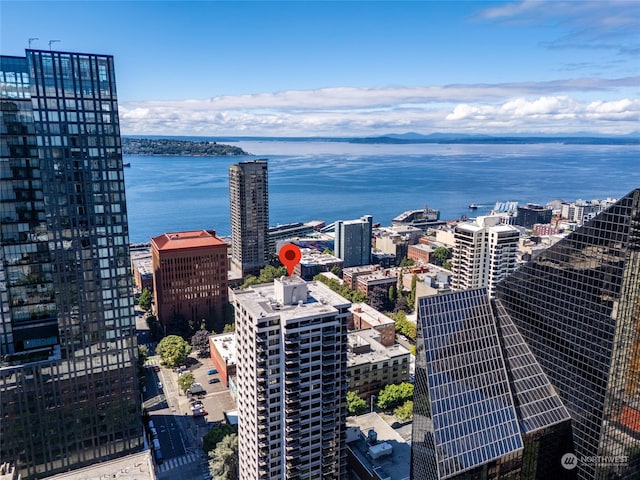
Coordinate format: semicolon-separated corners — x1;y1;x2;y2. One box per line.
232;277;350;479
451;215;519;298
151;230;228;329
335;215;373;268
229;160;269;277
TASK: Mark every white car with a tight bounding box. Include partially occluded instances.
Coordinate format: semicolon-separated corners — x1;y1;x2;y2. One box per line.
157;382;162;390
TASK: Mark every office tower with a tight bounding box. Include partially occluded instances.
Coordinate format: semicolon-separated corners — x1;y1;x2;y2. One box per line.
412;288;573;480
451;215;519;297
0;50;141;478
515;204;553;229
335;215;373;268
232;277;349;479
496;189;640;480
229;160;269;277
151;229;228;331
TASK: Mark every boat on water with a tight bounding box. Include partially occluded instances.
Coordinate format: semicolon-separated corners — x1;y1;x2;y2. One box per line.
123;162;131;167
468;203;478;209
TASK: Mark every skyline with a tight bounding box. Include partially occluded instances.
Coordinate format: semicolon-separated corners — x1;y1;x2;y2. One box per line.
1;1;639;137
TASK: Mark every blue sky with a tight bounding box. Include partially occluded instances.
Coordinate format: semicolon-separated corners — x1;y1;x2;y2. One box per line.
2;1;638;136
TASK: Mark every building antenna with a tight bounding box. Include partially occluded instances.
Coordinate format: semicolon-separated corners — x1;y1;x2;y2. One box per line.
28;38;39;48
48;40;60;50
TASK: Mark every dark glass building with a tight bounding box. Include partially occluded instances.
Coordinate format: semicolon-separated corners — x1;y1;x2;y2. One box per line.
496;188;640;480
1;50;142;478
229;160;269;277
412;288;573;480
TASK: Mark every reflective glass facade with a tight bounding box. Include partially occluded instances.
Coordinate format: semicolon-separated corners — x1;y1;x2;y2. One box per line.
496;189;640;480
229;160;269;277
412;288;573;480
0;50;142;479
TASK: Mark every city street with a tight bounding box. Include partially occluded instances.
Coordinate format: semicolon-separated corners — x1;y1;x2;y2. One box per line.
138;314;235;479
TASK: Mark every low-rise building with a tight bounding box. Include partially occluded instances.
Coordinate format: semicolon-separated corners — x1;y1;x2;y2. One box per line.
349;303;396;347
346;413;411;480
131;244;153;292
348;329;410;400
343;265;376;290
209;333;237;387
293;248;344;280
407;243;434;265
356;270;399;297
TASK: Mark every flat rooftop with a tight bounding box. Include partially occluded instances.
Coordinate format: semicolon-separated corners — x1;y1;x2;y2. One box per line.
151;229;226;251
233;277;350;322
210;333;237;366
350;303;394;327
47;450;155;480
347;412;411;480
348;329;410;367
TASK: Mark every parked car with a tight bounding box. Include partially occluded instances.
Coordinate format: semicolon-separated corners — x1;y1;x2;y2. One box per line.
192;408;208;417
153;365;160;372
208;378;220;384
207;368;218;375
157;382;162;390
190;402;204;410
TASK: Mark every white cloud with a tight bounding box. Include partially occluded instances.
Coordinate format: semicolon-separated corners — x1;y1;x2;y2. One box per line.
118;82;640;137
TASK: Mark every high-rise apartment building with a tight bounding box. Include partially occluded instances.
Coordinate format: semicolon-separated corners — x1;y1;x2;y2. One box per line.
412;288;573;480
335;215;373;268
496;189;640;480
229;160;269;277
0;50;141;478
232;276;349;479
451;215;519;297
151;229;228;330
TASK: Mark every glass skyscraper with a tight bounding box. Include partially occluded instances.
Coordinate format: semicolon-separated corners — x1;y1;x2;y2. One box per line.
1;50;142;478
229;159;269;277
496;188;640;480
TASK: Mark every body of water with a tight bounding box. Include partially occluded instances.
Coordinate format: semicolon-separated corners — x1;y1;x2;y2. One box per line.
123;140;639;243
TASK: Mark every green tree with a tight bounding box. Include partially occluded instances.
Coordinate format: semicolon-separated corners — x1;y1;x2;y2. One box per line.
390;311;417;342
242;265;287;288
347;391;368;415
431;246;451;266
388;284;396;306
377;382;414;410
208;433;238;480
177;372;195;394
406;274;418;310
399;257;415;267
394;400;414;421
443;260;452;271
138;288;152;311
223;323;235;333
137;345;149;368
191;329;211;357
156;335;192;367
203;423;236;453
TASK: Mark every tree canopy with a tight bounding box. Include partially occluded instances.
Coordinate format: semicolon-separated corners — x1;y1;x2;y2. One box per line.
347;391;368;416
394;400;414;421
208;433;238;480
242;265;287;288
390;311;417;342
138;288;152;311
177;372;195;394
156;335;192;367
191;329;211;357
431;246;451;266
313;274;367;303
377;382;414;410
203;423;237;453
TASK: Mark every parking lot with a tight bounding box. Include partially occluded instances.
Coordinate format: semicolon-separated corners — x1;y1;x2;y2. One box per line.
174;355;236;427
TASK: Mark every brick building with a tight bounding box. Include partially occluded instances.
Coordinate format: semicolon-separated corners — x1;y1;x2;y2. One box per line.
151;230;228;329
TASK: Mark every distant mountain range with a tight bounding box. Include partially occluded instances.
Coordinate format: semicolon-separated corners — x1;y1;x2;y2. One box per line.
123;132;640;146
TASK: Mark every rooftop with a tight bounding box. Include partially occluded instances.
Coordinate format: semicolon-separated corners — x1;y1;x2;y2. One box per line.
350;303;395;327
210;333;237;366
347;412;411;480
348;329;410;367
232;277;350;323
47;450;155;480
151;229;226;251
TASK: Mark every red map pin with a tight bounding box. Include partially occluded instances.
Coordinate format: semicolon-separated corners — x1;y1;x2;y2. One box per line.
279;244;302;276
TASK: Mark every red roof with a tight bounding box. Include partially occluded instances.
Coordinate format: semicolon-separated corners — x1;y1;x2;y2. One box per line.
151;230;226;251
